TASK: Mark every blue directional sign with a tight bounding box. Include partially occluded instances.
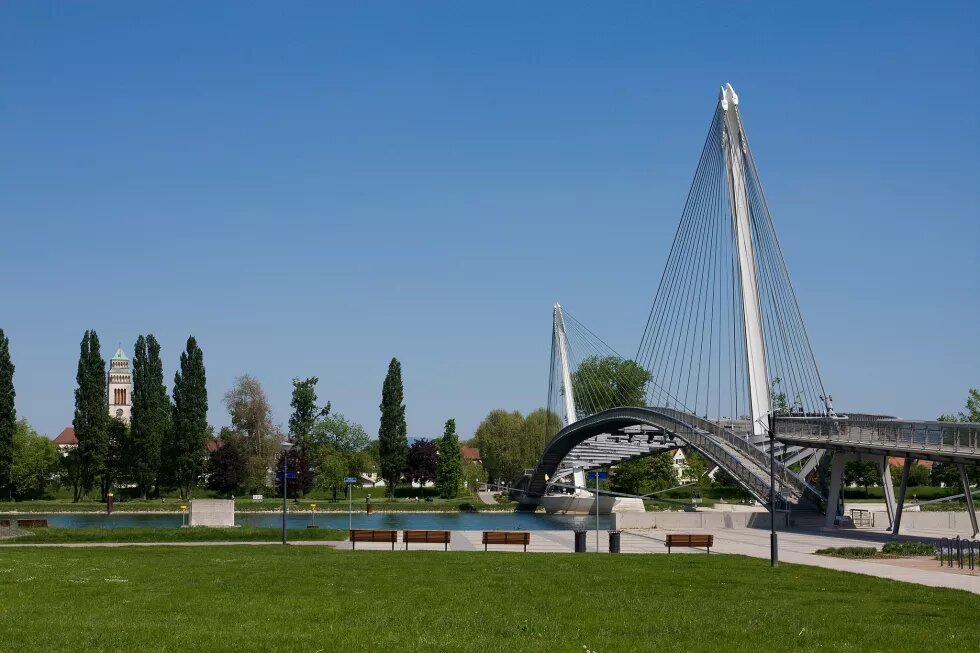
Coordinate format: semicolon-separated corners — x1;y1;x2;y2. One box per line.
343;476;358;484
586;471;608;481
275;471;298;480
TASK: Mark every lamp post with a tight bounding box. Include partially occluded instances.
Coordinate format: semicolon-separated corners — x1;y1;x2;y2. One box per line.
768;412;778;568
280;440;293;545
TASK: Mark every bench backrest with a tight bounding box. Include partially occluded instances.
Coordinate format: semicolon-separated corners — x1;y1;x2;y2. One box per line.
403;530;451;543
482;531;531;545
17;519;48;528
349;529;397;542
665;533;713;546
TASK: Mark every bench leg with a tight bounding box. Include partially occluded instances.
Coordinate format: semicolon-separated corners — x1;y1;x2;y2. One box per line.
484;543;488;551
523;543;527;552
391;541;395;551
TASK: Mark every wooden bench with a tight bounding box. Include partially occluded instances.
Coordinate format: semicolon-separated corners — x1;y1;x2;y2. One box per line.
0;519;11;527
349;529;397;550
17;519;49;528
665;533;713;553
482;531;530;552
403;530;451;550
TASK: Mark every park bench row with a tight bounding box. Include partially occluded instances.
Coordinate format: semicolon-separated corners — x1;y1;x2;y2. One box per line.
349;529;531;552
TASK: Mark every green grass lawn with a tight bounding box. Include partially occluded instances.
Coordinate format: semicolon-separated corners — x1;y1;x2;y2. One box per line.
0;547;975;652
1;526;345;544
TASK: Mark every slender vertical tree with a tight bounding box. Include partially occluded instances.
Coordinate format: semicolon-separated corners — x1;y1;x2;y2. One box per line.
130;334;170;498
378;357;408;496
288;376;329;455
0;329;15;499
170;336;209;499
436;418;463;499
73;330;108;501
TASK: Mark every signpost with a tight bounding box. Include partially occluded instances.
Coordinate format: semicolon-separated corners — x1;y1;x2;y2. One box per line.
587;471;608;552
344;477;358;532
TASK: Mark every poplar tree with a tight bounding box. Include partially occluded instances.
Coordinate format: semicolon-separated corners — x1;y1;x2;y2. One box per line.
73;330;107;500
436;418;463;499
378;357;407;496
170;336;208;499
0;329;15;499
131;334;170;499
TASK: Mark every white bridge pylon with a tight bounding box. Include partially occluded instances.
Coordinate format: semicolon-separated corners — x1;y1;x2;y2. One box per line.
553;303;588;494
720;83;772;437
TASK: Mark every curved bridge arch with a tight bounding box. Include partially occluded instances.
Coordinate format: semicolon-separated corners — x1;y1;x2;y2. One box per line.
521;406;807;506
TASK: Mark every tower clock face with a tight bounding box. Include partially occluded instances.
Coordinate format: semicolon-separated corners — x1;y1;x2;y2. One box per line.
116;409;123;417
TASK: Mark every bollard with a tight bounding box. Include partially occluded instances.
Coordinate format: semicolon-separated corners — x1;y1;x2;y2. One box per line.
366;496;373;514
106;493;114;515
574;530;587;553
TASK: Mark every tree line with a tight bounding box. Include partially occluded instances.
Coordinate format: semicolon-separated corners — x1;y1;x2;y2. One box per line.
67;331;209;501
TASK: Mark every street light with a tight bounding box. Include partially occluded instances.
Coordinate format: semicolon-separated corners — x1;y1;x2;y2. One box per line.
767;412;778;568
280;440;294;545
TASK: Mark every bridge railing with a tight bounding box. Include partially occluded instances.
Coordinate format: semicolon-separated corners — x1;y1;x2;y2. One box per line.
645;408;800;503
655;407;806;495
775;416;980;455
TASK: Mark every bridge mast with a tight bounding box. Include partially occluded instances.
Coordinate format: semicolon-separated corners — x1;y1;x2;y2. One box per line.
720;84;772;436
553;303;578;427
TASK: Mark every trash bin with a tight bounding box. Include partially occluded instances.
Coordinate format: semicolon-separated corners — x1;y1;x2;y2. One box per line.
574;530;587;553
608;530;621;554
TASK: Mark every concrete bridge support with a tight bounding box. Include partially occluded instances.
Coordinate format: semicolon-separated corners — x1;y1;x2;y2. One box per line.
957;464;978;537
879;456;897;529
891;458;913;536
824;452;854;527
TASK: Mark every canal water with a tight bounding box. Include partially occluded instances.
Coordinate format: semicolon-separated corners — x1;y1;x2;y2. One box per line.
0;512;612;531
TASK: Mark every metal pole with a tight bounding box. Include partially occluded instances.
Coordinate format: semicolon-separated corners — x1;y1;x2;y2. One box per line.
595;472;600;553
769;412;778;567
348;482;352;532
282;452;287;545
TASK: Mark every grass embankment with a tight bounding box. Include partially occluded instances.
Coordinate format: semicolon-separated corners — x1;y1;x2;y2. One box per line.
815;541;937;559
0;548;975;652
0;526;345;544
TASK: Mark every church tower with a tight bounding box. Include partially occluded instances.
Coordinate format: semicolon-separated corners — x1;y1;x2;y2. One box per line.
107;347;133;424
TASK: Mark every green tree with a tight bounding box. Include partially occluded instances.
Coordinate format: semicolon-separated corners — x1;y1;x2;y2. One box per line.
888;460;932;487
683;449;708;485
524;408;560;463
378;358;408;496
288;377;330;455
844;460;880;496
224;374;277;494
170;336;209;499
130;334;170;499
472;409;527;483
206;429;247;495
73;330;108;501
435;418;463;499
960;389;980;422
648;451;678;491
571;355;652;414
104;417;129;495
0;329;15;499
305;413;371;499
611;457;650;495
10;419;60;500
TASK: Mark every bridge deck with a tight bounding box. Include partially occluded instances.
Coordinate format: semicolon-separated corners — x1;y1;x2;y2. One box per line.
775;416;980;466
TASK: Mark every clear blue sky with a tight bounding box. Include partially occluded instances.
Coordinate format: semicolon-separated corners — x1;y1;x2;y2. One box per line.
2;2;977;440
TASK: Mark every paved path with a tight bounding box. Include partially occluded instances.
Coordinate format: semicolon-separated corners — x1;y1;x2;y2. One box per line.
477;491;497;505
